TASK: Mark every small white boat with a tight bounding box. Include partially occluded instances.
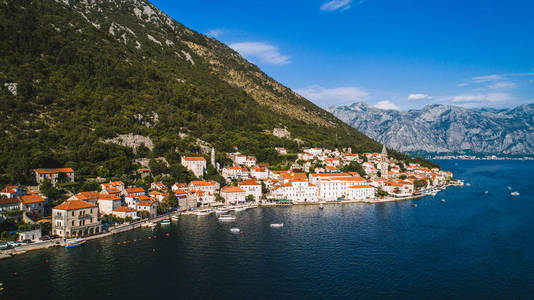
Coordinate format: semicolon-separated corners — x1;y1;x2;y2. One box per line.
233;206;247;212
411;204;418;207
218;215;236;222
171;215;179;221
466;183;471;187
507;186;512;190
511;191;520;196
195;209;214;216
141;222;156;228
484;191;489;194
441;199;446;203
65;239;86;248
319;204;324;209
215;208;230;214
230;227;240;233
270;223;284;228
160;219;171;225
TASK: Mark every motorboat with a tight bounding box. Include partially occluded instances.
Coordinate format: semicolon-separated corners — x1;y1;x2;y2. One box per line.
319;204;324;209
511;191;520;196
270;223;284;228
65;239;86;248
215;208;231;214
411;204;418;207
171;215;179;221
160;219;171;225
218;215;236;222
195;209;214;216
230;227;240;233
233;206;247;212
142;222;156;228
440;199;446;202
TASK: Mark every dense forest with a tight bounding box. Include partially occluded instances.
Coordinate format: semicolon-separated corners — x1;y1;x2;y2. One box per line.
0;0;437;187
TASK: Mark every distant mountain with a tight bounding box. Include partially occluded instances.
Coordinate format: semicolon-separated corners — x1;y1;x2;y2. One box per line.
1;0;435;185
327;102;534;155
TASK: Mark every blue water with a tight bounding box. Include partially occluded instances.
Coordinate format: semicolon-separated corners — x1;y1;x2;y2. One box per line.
1;160;534;299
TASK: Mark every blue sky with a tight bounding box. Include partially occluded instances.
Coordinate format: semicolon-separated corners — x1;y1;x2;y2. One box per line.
151;0;534;110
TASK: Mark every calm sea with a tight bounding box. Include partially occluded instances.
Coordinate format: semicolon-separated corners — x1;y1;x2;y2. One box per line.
1;160;534;299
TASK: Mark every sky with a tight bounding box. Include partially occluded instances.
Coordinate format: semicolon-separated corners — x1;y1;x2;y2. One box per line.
151;0;534;110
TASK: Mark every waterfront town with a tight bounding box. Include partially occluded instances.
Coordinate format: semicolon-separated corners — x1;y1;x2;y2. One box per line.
0;145;456;255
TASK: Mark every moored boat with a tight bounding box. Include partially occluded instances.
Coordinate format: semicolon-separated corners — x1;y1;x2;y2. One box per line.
319;204;324;209
233;206;247;212
195;209;214;216
160;219;171;225
511;191;520;196
171;215;179;221
230;227;240;233
65;239;86;248
270;223;284;228
218;215;236;222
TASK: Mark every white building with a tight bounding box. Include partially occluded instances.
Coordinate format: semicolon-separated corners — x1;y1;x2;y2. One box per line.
238;179;262;201
220;186;246;205
34;168;75;186
250;167;269;180
346;185;375;200
52;200;101;238
316;176;369;201
271;180;318;203
181;156;207;178
112;206;138;219
188;180;220;194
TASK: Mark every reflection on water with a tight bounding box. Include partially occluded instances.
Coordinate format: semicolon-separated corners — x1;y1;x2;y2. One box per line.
1;160;534;299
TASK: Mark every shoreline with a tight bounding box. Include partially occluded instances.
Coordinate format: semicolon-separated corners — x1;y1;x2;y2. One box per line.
1;184;458;260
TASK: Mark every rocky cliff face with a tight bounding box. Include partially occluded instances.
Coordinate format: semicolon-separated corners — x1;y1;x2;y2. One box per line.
327;102;534;155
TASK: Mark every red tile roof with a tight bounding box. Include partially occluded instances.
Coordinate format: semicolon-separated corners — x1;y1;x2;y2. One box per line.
113;206;136;212
183;156;206;161
54;200;96;210
21;194;45;204
125;187;145;193
221;186;246;193
0;197;21;205
34;168;74;174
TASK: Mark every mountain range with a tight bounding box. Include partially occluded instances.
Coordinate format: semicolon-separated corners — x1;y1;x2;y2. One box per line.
0;0;436;185
327;102;534;156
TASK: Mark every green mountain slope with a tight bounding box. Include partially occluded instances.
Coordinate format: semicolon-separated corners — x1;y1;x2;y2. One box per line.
0;0;434;185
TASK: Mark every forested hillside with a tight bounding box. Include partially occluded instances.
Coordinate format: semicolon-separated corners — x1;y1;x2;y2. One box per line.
0;0;434;186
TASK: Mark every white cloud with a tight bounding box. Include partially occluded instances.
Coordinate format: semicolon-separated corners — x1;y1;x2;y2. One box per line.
472;74;502;83
487;81;517;90
295;85;368;106
206;29;224;38
451;93;510;103
374;100;400;110
320;0;352;11
408;93;431;100
229;42;290;65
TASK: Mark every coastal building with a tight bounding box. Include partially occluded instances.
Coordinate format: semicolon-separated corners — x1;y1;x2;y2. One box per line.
20;194;46;216
101;181;125;192
0;185;24;198
220;186;246;205
181;156;206;178
52;200;101;238
238;179;262;201
97;194;122;215
150;182;168;193
250;167;269;180
112;206;138;219
271;180;318;203
0;197;21;212
346;185;375;200
137;200;158;217
34;168;75;186
124;187;145;196
18;228;41;242
380;145;389;179
188;180;220;194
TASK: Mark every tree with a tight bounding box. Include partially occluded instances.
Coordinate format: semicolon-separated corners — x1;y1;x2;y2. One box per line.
399;174;407;180
414;179;427;190
341;161;366;177
246;194;255;202
393;187;400;194
165;190;178;208
40;179;62;200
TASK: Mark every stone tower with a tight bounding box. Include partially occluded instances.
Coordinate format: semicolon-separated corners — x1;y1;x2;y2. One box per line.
381;144;388;179
211;147;216;168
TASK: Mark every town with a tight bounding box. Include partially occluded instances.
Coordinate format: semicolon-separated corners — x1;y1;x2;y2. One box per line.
0;145;457;253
